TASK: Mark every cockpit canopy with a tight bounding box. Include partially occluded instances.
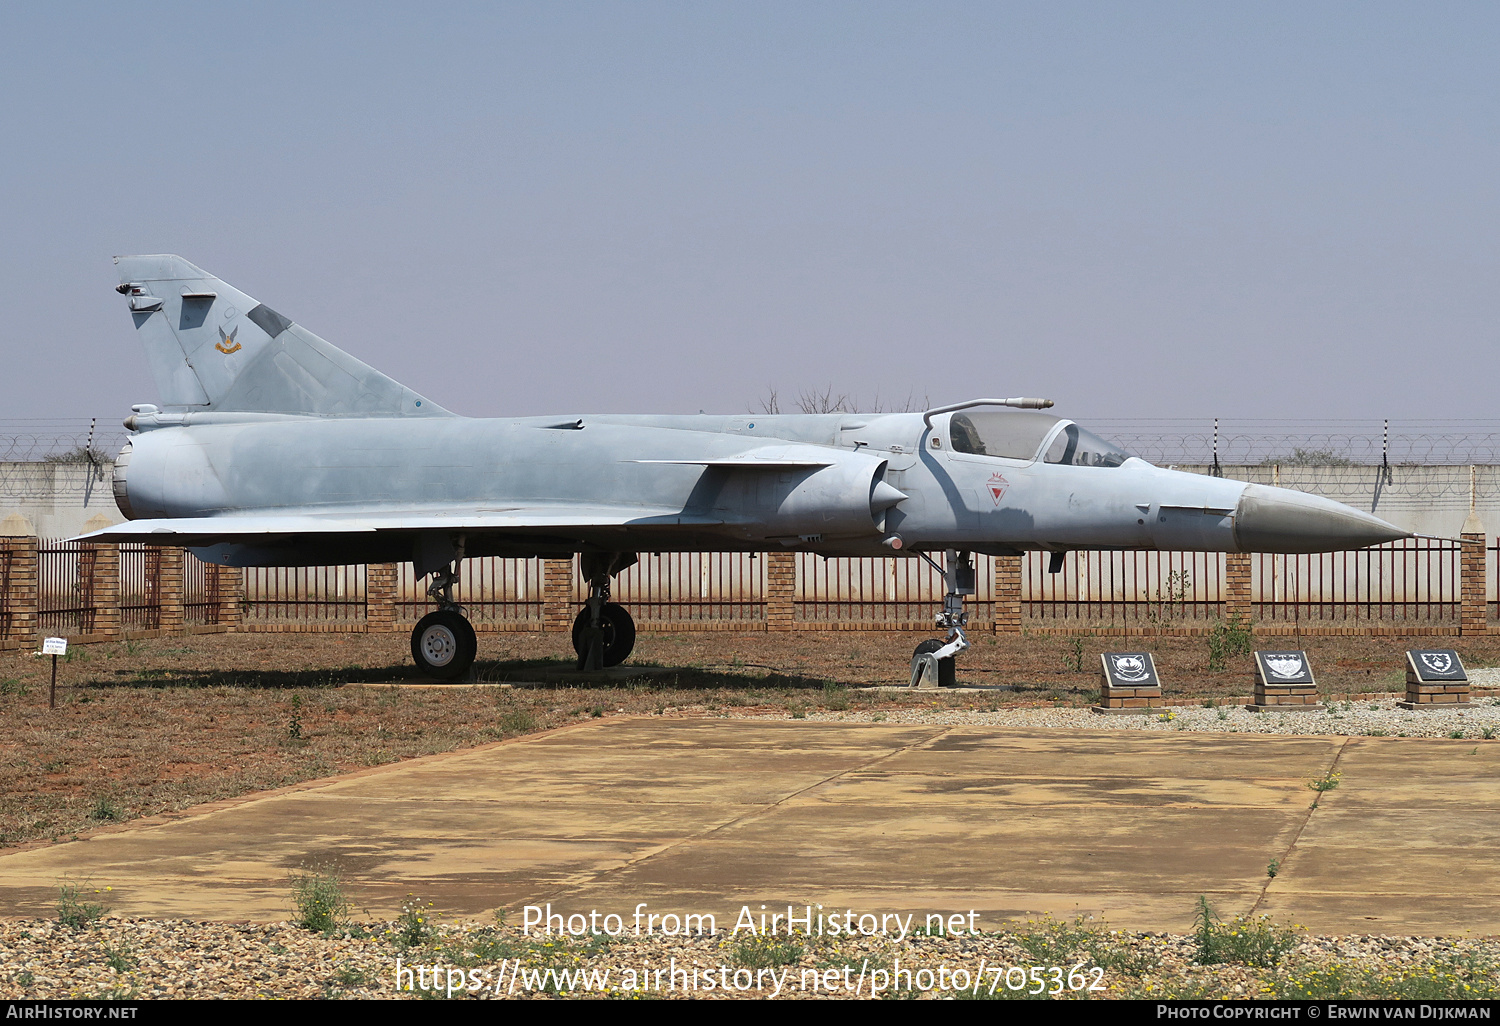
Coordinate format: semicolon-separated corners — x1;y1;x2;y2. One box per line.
949;411;1133;467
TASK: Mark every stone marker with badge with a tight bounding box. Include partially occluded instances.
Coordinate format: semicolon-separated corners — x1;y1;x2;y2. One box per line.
1092;652;1162;715
1248;650;1324;712
1398;649;1470;709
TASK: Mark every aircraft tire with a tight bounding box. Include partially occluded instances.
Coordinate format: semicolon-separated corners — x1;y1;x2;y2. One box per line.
411;610;477;681
912;639;957;688
571;603;636;668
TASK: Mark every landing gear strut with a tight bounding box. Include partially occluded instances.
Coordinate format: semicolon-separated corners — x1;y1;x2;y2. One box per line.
910;550;973;688
411;561;476;680
572;554;637;670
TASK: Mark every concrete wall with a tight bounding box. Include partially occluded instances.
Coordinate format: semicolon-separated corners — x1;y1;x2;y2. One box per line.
0;461;123;539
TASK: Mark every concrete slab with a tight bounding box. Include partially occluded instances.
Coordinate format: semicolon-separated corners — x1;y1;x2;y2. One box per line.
0;720;1493;937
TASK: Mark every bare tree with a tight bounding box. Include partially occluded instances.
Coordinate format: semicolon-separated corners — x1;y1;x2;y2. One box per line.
795;385;854;414
864;389;930;414
752;385;930;415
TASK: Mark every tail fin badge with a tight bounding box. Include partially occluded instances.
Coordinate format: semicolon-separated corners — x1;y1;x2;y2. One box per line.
215;326;241;354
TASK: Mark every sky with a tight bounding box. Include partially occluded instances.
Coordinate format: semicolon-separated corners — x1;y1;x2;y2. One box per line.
2;1;1498;428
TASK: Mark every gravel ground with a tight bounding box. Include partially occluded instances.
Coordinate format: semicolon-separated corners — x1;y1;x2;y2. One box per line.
3;703;1497;1000
1;915;1495;1000
763;693;1500;738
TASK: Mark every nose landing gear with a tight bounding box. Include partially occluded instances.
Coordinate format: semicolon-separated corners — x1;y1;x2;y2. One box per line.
910;549;973;689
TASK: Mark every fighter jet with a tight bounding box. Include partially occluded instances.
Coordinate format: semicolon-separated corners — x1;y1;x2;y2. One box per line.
85;255;1409;682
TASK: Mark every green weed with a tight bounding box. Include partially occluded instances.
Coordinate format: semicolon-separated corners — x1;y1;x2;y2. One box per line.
1012;914;1098;963
496;708;537;735
1065;638;1085;673
291;867;350;934
286;693;304;741
730;934;803;969
1207;617;1253;672
1192;895;1297;968
101;942;135;973
88;796;123;822
57;883;109;930
1308;771;1342;793
392;896;436;949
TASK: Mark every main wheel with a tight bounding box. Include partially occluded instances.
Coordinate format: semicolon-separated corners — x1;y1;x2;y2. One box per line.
411;610;477;680
571;603;637;668
913;639;957;688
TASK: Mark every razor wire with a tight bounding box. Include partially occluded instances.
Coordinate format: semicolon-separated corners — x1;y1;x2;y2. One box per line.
0;420;127;464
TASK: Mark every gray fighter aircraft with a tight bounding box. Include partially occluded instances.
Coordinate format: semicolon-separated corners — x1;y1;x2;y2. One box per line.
84;255;1408;682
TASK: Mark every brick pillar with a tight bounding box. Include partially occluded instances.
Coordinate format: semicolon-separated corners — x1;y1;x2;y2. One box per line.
0;536;39;647
1225;552;1253;626
157;547;186;634
213;565;244;630
86;542;121;638
364;563;398;633
992;555;1021;634
766;551;796;631
542;558;575;632
1461;515;1486;636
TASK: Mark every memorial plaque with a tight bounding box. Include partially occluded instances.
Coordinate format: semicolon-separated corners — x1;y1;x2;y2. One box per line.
1249;650;1323;712
1400;649;1471;709
1254;650;1315;687
1405;649;1467;683
1093;651;1163;715
1101;652;1160;689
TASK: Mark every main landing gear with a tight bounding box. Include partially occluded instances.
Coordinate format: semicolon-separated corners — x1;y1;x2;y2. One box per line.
411;562;477;681
572;554;637;670
910;550;974;689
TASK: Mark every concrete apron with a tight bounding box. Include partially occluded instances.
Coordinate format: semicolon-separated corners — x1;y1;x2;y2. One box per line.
0;720;1493;937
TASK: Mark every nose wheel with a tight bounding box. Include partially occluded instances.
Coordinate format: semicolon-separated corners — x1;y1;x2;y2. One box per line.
911;638;957;688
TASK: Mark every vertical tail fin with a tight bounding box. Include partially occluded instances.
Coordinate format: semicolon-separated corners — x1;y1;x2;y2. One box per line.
113;255;448;417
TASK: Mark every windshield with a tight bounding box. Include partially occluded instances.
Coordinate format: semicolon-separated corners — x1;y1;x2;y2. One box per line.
949;411;1061;459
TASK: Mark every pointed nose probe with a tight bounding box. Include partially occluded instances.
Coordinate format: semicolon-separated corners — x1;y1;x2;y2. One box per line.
1232;484;1410;553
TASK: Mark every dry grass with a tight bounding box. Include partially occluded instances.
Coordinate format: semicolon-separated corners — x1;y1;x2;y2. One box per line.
0;629;1495;849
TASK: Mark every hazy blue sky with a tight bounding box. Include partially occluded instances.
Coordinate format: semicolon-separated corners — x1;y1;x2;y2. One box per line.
3;2;1498;425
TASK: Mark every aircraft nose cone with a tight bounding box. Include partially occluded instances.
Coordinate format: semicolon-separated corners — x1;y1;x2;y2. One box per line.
1234;484;1409;553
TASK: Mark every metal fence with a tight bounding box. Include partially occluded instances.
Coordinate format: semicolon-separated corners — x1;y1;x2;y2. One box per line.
38;539;95;635
8;538;1496;639
1018;541;1464;627
243;565;365;624
1022;550;1226;626
1249;541;1460;625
